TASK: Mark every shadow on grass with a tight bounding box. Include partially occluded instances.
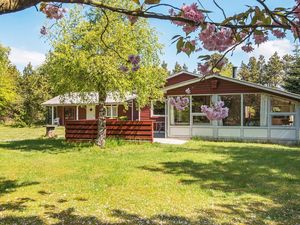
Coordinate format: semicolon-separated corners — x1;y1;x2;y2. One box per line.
140;143;300;224
0;177;39;197
0;139;91;153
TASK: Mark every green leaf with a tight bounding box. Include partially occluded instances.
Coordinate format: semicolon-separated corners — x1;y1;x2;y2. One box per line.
176;38;184;54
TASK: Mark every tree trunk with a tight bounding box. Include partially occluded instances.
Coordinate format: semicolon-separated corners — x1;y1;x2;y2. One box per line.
96;92;107;148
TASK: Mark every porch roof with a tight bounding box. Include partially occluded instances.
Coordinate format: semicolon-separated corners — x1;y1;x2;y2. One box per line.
42;92;137;106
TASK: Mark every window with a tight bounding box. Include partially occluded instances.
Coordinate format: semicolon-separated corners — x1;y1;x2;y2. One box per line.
243;94;261;126
64;107;75;120
170;98;190;125
192;96;211;125
106;105;118;118
193;115;210;125
152;101;165;116
192;96;211;113
272;115;295;126
270;97;296;127
220;95;241;126
271;97;295;112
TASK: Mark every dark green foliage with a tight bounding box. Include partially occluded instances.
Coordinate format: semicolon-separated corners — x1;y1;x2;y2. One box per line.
17;63;53;125
283;45;300;94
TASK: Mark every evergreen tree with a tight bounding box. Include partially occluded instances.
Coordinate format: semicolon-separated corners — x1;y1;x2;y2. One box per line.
283;45;300;94
172;62;183;74
182;63;188;71
264;52;284;87
238;56;266;84
161;60;170;75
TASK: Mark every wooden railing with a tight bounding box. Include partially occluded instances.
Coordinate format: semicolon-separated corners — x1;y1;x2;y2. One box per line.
65;120;153;142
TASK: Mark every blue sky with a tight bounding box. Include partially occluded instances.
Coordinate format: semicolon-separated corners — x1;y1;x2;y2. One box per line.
0;0;297;72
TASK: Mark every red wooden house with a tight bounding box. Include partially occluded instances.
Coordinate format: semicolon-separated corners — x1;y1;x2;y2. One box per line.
43;71;300;143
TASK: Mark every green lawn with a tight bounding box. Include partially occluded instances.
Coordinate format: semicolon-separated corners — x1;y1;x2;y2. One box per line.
0;125;65;141
0;126;299;224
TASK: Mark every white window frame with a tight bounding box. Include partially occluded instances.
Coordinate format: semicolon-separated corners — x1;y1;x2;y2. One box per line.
106;105;118;118
269;96;297;127
191;95;212;126
151;100;166;117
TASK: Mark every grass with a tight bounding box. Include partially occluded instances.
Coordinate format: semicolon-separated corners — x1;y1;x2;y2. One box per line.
0;125;65;141
0;126;299;224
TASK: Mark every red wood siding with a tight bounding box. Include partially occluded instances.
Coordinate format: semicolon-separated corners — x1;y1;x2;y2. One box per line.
140;106;165;122
166;73;197;86
166;77;300;101
167;77;258;95
65;120;153;142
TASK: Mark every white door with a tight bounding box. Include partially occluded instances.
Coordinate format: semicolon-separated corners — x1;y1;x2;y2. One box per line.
86;105;96;120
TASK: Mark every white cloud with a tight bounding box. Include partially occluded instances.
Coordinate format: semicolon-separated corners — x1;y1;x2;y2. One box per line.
9;47;46;69
242;39;294;60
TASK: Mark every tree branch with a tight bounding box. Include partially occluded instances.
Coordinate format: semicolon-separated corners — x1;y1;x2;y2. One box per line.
0;0;291;30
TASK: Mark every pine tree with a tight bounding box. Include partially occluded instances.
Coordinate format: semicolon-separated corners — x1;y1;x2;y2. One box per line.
172;62;183;74
238;56;266;84
182;63;188;71
283;45;300;94
161;60;170;75
264;52;284;87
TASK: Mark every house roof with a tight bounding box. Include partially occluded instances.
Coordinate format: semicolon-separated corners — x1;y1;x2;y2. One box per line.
167;71;200;80
164;74;300;101
42;92;137;106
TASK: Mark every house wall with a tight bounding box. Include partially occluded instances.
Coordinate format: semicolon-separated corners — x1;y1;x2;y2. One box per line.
167;93;300;143
166;73;198;87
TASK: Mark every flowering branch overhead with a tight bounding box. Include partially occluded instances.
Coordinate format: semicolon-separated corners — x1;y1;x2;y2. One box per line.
2;0;300;74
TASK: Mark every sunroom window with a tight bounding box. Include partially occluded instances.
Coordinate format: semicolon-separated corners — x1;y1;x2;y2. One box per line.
270;97;296;127
170;98;190;125
243;94;261;126
192;96;211;125
152;101;165;116
220;95;241;126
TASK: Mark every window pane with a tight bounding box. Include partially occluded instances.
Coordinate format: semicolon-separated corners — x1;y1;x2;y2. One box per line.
170;106;190;125
244;94;261;126
272;115;295;126
106;106;112;117
271;97;295;112
192;96;211;113
153;101;165;116
221;95;241;126
193;115;210;125
112;106;118;117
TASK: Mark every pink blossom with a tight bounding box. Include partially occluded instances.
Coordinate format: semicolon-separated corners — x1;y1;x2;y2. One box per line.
272;29;286;39
170;3;205;34
127;15;138;25
128;55;141;65
119;65;129;72
241;44;254;53
169;96;190;111
291;22;300;37
185;88;191;94
41;4;67;20
201;101;229;121
253;33;268;45
199;23;235;52
40;26;48;35
198;62;211;75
